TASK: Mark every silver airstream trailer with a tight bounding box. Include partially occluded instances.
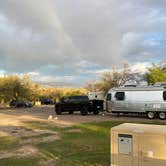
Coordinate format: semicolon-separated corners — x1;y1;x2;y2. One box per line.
105;83;166;119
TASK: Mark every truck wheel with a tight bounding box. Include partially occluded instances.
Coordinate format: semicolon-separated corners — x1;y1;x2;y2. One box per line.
56;107;62;115
81;107;88;116
93;110;99;115
69;111;73;114
158;112;166;120
147;111;155;119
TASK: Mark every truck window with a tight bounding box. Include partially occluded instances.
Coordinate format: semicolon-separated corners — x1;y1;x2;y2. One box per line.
61;97;69;103
106;94;112;101
115;92;125;101
69;96;77;102
69;96;89;102
163;91;166;100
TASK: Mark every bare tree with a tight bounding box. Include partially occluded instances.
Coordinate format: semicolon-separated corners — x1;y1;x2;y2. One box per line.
96;63;134;93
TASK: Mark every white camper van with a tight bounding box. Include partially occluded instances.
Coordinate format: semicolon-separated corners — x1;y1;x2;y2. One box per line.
106;83;166;119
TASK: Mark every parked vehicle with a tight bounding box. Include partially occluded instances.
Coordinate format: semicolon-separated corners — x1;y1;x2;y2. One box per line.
55;95;103;115
10;100;33;108
105;82;166;119
88;91;105;101
40;98;54;105
87;91;104;113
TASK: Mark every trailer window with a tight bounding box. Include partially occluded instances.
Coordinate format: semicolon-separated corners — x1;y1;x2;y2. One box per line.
115;92;125;101
163;91;166;100
106;94;112;101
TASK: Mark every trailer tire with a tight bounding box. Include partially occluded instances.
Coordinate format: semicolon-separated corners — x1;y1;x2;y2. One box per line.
81;107;88;116
147;111;155;119
158;112;166;120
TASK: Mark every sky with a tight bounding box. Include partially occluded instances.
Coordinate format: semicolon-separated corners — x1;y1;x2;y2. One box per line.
0;0;166;87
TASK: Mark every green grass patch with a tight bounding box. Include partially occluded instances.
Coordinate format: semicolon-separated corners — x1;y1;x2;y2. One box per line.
0;136;20;151
0;120;165;166
35;121;166;166
0;157;40;166
20;133;55;140
35;121;122;166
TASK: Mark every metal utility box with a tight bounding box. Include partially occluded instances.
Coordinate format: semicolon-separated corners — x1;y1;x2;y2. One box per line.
111;123;166;166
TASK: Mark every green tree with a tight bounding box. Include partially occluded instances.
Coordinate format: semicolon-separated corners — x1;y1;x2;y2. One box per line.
145;64;166;85
0;75;40;102
0;74;86;104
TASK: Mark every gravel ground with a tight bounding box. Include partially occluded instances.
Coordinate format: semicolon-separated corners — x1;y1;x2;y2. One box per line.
0;106;165;126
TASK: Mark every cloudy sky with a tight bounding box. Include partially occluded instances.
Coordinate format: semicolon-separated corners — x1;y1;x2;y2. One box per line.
0;0;166;86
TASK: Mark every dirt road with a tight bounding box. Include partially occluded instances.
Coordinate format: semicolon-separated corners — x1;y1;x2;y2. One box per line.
0;106;165;127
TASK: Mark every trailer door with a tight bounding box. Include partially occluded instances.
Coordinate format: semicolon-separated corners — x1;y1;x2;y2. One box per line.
106;93;112;112
114;92;128;112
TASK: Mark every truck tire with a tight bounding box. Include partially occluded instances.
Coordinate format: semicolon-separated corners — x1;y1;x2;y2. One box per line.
81;107;88;116
56;106;62;115
158;112;166;120
147;111;155;119
69;111;73;114
93;110;99;115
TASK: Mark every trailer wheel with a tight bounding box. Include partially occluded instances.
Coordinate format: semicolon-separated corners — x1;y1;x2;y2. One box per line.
158;112;166;120
56;106;62;115
147;111;155;119
81;107;88;116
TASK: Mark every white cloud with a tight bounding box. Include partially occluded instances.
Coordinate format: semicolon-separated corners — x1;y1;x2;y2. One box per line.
29;73;75;87
130;62;150;74
80;62;151;77
0;0;166;86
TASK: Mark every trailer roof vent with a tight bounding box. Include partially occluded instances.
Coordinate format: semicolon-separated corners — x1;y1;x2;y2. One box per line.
124;84;137;87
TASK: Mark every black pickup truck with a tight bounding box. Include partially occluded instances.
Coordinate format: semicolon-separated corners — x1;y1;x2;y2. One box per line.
55;95;103;116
